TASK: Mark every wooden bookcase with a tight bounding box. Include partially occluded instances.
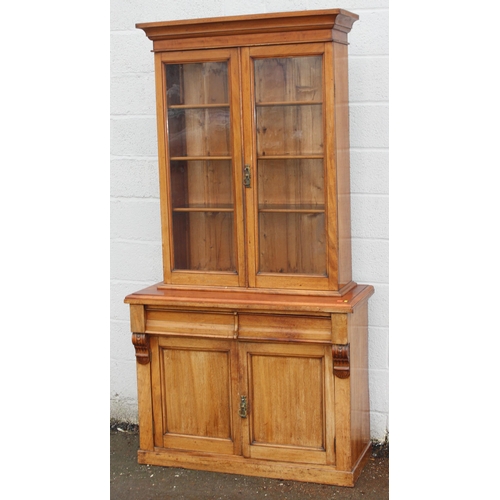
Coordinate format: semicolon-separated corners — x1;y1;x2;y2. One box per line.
125;9;374;487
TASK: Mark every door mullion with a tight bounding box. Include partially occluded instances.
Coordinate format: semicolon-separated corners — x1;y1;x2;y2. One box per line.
240;47;258;287
238;342;252;457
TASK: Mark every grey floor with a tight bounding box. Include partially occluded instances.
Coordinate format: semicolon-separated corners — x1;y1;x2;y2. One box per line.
110;427;389;500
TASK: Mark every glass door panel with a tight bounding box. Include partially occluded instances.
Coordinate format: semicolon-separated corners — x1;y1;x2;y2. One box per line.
170;160;233;209
254;56;323;103
258;212;326;274
165;61;236;273
166;62;229;106
168;107;230;157
253;55;327;277
255;105;323;156
257;159;324;207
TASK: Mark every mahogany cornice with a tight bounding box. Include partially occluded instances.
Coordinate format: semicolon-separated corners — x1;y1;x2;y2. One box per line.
136;9;359;45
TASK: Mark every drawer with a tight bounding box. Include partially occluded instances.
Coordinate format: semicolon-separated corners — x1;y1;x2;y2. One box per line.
238;314;331;342
145;309;236;338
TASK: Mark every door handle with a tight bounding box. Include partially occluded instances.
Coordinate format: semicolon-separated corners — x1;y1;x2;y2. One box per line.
243;165;251;188
239;395;248;418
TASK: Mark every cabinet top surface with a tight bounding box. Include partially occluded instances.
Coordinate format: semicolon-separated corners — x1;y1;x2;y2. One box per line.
136;9;359;42
124;284;374;314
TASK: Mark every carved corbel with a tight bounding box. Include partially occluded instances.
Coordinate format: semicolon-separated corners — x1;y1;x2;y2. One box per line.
132;333;150;365
332;344;350;379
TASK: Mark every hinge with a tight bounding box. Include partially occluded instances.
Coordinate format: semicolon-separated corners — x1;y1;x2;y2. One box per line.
332;343;350;379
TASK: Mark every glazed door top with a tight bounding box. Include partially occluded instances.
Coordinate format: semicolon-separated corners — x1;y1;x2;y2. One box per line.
157;44;340;291
158;48;246;287
242;44;335;291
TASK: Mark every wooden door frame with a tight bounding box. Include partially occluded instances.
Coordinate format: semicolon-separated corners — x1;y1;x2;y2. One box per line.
155;48;246;287
241;43;338;291
150;335;242;455
238;340;335;465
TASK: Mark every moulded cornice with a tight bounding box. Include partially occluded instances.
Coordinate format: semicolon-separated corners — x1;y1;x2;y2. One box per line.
136;9;359;43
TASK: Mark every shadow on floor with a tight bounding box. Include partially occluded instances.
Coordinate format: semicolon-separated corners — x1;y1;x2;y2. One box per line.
110;424;388;500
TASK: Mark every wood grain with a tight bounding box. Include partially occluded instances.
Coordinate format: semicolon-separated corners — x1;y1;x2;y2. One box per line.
125;283;374;314
129;304;145;333
155;336;239;455
240;342;331;465
347;301;371;465
145;309;235;337
137;10;359;52
127;9;372;488
134;336;154;451
238;313;331;342
333;41;353;288
136;447;366;487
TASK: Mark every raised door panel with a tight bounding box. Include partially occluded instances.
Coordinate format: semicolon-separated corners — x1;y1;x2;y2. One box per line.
239;342;335;465
151;336;240;455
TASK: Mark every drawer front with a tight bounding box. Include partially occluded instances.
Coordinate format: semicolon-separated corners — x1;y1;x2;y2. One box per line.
238;314;331;342
145;309;236;338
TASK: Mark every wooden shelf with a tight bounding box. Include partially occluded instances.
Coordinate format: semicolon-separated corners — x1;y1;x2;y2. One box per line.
173;206;234;212
170;156;232;161
255;101;322;107
257;155;323;160
168;103;230;109
258;205;325;213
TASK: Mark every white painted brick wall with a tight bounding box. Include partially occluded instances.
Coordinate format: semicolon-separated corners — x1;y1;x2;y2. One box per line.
111;0;389;441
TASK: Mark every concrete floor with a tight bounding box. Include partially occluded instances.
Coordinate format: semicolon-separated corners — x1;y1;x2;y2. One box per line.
110;427;389;499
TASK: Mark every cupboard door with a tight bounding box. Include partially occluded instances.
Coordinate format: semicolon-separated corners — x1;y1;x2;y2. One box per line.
157;49;245;286
239;342;335;465
151;336;241;455
242;44;335;291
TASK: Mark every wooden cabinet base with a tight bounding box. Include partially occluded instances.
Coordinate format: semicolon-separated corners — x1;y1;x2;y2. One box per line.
125;283;374;487
137;442;371;487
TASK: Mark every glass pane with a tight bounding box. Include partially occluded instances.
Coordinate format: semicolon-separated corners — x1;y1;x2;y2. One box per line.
254;56;322;103
253;55;326;277
256;105;322;157
259;212;326;275
171;160;233;209
257;159;324;208
166;60;236;273
168;107;230;157
173;212;235;272
166;62;228;106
